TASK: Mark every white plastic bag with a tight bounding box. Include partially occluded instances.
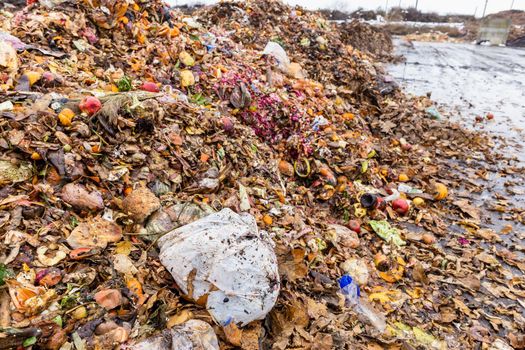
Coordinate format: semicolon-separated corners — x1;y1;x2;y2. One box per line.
158;208;280;326
262;41;306;79
262;41;290;70
130;320;219;350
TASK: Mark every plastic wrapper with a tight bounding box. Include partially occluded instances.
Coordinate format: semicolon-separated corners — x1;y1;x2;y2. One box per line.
129;320;219;350
262;41;290;70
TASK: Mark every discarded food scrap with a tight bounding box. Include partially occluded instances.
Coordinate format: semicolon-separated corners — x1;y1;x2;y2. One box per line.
0;0;523;349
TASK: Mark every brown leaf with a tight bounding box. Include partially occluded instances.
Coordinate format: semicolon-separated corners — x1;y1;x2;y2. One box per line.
411;263;429;284
277;246;308;282
61;183;104;211
474;228;501;242
453;199;481;221
509;333;525;349
312;333;333;350
46;327;68;350
500;224;513;235
287;296;310;328
306;297;328;319
0;290;10;327
223;322;242;346
380;120;396;133
475;252;500;265
67;217;122;249
240;324;261;350
166;309;193;328
457;275;481;291
439;307;457;323
453;298;472;317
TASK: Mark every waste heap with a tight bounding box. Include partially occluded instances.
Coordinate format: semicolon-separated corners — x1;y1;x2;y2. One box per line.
508;26;525;47
337;20;394;61
0;0;521;349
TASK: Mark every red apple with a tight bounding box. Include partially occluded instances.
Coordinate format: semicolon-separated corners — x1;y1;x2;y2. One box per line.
79;96;101;116
348;220;361;234
392;198;409;215
486;113;494;120
141;81;160;92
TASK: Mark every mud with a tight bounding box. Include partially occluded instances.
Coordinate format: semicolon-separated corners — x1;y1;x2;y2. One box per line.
388;39;525;157
388;39;525;248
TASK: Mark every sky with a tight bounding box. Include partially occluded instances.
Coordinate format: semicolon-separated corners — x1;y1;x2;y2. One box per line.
166;0;525;17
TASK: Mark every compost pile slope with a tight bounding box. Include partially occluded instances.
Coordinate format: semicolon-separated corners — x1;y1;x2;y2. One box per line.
337;20;394;61
197;0;383;109
0;0;524;350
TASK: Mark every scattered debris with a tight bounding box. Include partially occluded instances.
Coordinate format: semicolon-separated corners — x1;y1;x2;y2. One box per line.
0;0;522;349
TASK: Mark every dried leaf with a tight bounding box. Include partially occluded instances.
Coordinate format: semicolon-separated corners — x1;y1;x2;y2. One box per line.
223;322;242;346
67;217;122;249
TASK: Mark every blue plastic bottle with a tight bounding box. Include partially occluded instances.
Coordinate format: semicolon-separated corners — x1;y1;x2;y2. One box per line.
338;275;386;332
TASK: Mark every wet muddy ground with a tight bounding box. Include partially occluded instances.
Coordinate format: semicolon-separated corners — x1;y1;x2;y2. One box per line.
388;39;525;261
388;39;525;160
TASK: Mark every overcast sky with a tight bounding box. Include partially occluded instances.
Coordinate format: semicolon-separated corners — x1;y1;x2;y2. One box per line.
166;0;525;17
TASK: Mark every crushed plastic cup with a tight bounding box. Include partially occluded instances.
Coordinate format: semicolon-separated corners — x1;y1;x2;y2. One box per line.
383;189;400;202
397;184;423;194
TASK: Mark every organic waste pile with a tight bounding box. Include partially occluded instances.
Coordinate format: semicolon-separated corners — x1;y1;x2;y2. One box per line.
337;21;394;61
1;0;525;349
508;26;525;47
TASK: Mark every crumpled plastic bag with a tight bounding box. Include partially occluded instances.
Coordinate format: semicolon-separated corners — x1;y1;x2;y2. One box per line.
426;107;442;120
129;320;219;350
158;208;280;326
262;41;305;78
262;41;290;70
